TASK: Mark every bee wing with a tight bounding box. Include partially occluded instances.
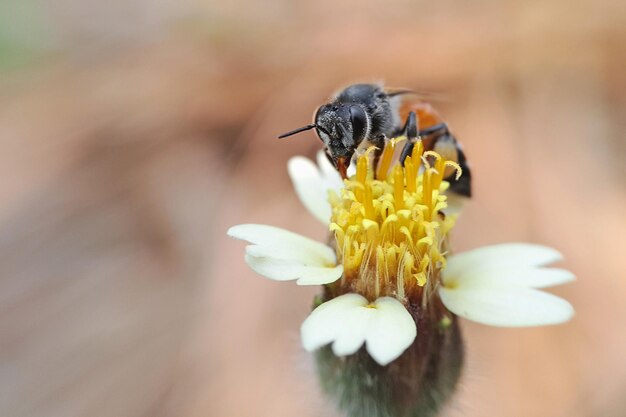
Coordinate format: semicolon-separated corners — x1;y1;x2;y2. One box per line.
384;87;451;102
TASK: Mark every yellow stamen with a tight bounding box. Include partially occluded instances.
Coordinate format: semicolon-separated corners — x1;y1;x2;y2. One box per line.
393;165;404;210
376;142;395;180
364;145;380;158
355;155;368;201
405;156;416;193
329;138;460;302
364;183;375;220
445;160;463;180
423;169;433;220
412;140;424;162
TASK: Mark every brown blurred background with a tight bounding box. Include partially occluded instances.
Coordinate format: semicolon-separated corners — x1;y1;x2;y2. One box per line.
0;0;625;416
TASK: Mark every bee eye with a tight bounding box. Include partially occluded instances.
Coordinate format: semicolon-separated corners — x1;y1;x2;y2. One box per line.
349;105;367;142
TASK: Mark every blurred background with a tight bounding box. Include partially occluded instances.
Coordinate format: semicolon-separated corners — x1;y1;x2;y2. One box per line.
0;0;625;416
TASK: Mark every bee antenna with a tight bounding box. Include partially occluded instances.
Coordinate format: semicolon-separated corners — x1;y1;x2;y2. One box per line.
278;124;317;139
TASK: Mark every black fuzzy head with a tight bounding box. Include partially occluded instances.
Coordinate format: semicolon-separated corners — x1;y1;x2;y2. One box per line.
314;103;369;169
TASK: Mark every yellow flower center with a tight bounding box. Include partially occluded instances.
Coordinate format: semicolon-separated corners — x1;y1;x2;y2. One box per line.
328;138;461;304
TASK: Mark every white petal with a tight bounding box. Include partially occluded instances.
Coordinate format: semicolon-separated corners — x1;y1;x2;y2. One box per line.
365;297;416;365
301;294;368;352
228;224;336;265
331;306;375;356
316;150;344;193
229;224;341;284
448;266;575;289
295;265;344;285
288;157;332;224
301;294;416;365
244;254;343;284
439;285;574;327
445;244;563;281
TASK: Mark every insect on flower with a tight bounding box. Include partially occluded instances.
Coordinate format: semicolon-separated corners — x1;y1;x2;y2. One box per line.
229;92;574;417
278;83;471;198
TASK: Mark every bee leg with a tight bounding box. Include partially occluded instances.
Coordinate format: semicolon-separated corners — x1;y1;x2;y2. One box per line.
418;123;448;137
400;111;418;165
403;111;419;140
400;143;414;165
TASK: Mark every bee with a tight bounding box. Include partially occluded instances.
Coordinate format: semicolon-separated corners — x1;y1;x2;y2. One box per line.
278;83;471;197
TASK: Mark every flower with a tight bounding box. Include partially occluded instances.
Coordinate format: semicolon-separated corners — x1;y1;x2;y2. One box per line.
227;138;575;367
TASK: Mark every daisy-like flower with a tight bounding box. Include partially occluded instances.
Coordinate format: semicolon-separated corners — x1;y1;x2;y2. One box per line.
228;137;574;417
229;139;574;361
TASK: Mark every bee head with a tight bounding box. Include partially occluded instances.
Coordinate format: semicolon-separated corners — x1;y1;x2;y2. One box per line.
314;104;369;176
277;102;370;179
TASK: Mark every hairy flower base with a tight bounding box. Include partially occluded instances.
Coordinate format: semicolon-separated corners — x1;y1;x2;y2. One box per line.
315;296;463;417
